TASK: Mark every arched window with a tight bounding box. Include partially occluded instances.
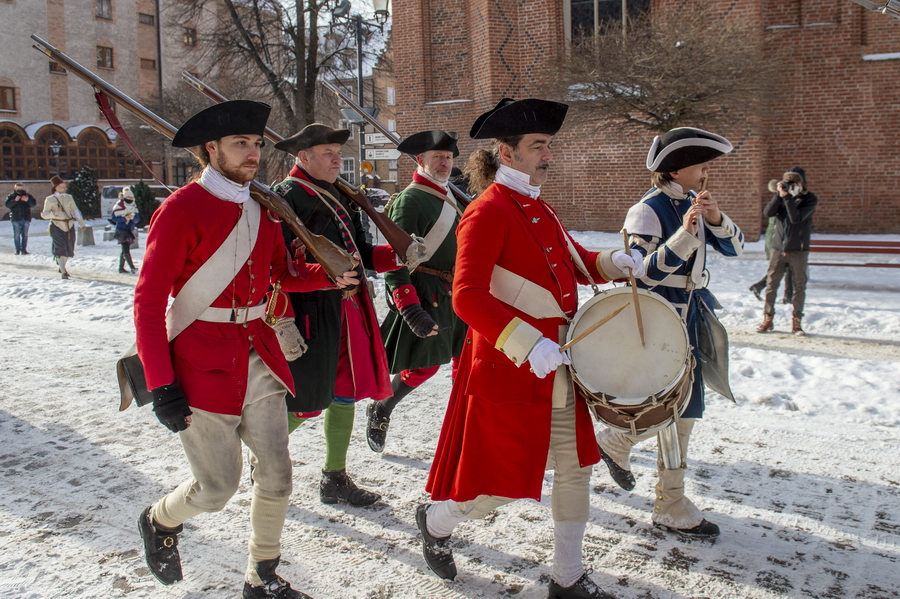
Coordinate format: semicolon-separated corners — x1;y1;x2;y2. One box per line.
37;128;70;180
0;126;26;180
78;130;110;178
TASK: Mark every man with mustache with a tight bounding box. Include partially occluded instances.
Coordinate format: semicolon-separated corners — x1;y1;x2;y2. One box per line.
134;101;357;599
271;124;402;508
417;98;643;598
368;130;467;454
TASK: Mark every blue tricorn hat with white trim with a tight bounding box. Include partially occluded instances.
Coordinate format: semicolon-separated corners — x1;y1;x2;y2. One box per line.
646;127;733;172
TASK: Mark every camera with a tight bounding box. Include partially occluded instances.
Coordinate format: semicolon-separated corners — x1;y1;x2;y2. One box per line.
779;181;795;194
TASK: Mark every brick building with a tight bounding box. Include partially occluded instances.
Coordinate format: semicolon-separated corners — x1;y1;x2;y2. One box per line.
392;0;900;237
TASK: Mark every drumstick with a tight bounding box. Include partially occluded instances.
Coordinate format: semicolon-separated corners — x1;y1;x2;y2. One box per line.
692;174;708;225
621;229;645;347
559;303;630;353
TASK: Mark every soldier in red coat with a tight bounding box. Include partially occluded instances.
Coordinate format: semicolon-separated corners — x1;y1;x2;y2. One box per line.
134;101;357;599
417;99;645;599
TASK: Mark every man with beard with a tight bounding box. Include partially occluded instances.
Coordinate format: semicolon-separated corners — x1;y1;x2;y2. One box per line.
272;124;402;507
367;130;466;453
417;98;644;598
134;101;357;599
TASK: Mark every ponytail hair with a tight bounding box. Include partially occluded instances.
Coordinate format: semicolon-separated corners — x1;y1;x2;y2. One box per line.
463;136;523;197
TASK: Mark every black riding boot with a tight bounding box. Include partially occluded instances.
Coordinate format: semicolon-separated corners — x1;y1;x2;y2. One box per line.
124;247;136;273
118;252;128;273
366;374;416;453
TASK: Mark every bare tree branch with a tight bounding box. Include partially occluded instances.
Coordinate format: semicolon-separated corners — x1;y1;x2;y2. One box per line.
545;8;787;133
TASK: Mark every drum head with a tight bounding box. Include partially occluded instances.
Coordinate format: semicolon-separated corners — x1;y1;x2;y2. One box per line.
567;287;689;406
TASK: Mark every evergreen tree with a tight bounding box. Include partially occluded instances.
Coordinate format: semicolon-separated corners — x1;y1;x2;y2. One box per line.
132;180;161;225
67;165;101;219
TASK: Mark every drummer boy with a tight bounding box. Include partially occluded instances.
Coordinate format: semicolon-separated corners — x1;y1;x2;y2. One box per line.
595;127;745;539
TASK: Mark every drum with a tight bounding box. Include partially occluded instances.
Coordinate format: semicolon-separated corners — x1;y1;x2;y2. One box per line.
567;286;694;435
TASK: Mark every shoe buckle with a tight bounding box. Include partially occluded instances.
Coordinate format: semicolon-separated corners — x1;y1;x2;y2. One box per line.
163;535;175;548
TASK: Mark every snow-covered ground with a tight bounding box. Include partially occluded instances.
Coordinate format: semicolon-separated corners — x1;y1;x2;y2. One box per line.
1;220;898;599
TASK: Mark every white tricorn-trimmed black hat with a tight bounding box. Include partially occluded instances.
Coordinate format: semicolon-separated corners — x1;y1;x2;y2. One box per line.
646;127;733;172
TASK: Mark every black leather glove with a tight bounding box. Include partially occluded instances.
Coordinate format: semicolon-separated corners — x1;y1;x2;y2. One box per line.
151;382;192;433
399;304;438;338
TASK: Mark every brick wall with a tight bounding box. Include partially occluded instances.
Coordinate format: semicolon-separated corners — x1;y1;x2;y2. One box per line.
393;0;900;237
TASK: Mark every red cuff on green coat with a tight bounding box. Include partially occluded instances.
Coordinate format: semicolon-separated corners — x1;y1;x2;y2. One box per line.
392;284;420;310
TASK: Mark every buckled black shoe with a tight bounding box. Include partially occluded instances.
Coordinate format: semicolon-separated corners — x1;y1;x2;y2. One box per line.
655;518;720;539
597;445;635;491
548;570;617;598
365;402;390;453
137;506;183;585
415;504;457;581
243;556;313;599
320;469;381;507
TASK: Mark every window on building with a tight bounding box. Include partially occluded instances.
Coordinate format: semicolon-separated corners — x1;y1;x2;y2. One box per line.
183;27;197;46
569;0;649;39
97;46;114;69
140;58;157;70
338;86;353;107
98;97;116;121
338;119;355;140
341;158;356;185
0;87;16;112
387;119;396;133
138;12;155;25
388;159;398;170
49;61;66;74
1;127;27;181
96;0;112;19
386;86;395;106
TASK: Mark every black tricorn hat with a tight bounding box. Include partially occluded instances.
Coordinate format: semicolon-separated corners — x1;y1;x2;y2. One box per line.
646;127;733;172
397;130;460;157
274;124;351;154
469;98;568;140
171;100;271;148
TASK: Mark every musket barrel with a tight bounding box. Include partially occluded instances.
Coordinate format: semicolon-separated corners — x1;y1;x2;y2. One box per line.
320;79;472;206
31;35;176;139
29;34;358;280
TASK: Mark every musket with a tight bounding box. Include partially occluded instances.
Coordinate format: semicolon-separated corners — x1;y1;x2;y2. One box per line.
30;34;358;281
320;79;472;207
180;71;424;265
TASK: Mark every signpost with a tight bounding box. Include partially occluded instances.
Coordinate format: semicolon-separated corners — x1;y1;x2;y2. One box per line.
364;133;392;145
365;148;402;160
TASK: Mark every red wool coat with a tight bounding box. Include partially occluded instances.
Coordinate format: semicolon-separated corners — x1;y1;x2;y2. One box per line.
134;182;333;415
426;183;604;502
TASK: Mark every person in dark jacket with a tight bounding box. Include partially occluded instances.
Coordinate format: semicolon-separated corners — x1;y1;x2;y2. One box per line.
111;187;140;274
748;179;793;304
272;124;402;508
5;182;37;255
757;166;817;335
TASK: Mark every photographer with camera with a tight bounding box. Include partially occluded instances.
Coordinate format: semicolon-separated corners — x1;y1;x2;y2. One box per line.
756;166;817;335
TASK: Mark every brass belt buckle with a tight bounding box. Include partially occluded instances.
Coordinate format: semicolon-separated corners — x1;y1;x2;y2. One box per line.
233;306;250;325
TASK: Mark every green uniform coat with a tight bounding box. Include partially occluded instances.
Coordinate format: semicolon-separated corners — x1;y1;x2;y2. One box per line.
380;178;466;372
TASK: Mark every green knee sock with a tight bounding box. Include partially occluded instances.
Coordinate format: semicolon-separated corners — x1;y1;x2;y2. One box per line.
323;402;355;472
287;411;307;434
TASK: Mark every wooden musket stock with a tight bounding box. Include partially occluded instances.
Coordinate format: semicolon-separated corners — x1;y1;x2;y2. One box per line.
29;34;357;281
182;71;415;261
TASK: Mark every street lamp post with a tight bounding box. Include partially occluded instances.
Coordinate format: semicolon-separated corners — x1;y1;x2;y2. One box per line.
334;0;390;187
49;141;62;178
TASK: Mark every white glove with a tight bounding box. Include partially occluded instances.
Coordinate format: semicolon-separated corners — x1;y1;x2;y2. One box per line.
526;337;571;379
612;249;646;278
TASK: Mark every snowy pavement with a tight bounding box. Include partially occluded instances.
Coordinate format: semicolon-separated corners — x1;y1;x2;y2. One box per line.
0;221;898;599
